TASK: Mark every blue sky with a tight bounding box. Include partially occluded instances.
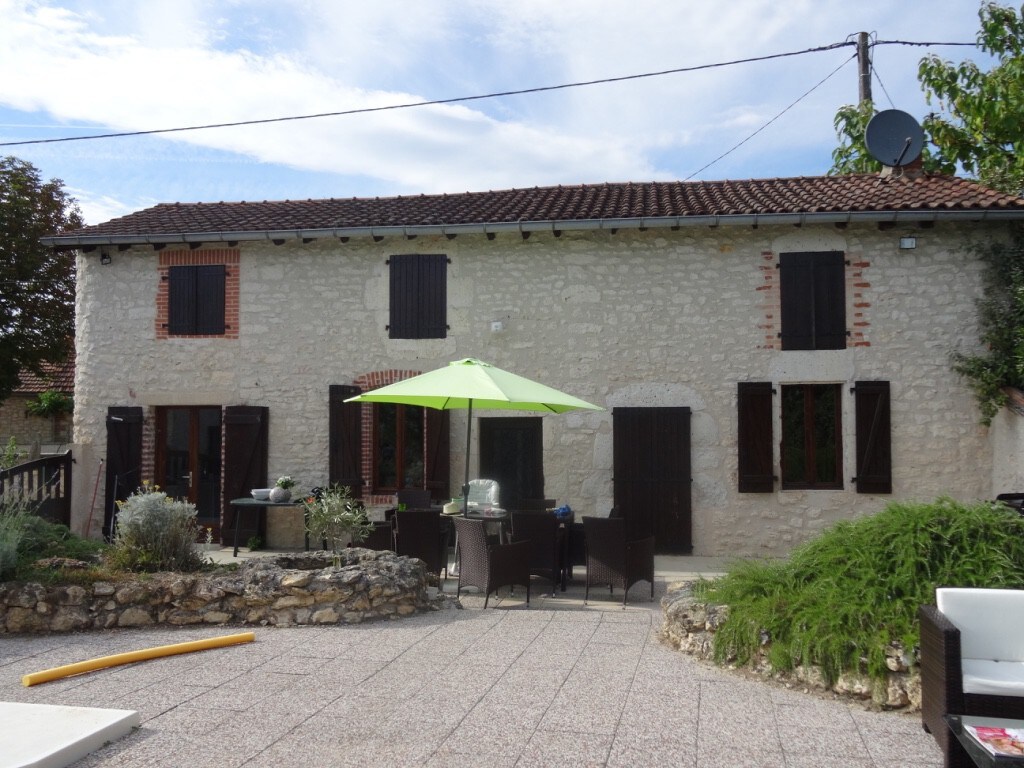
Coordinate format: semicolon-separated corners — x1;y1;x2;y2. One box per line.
0;0;989;224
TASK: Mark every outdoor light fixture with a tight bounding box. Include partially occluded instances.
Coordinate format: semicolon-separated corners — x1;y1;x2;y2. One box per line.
899;236;917;250
100;252;112;265
490;320;504;333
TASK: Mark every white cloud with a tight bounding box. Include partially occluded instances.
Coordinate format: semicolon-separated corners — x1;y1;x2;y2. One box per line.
0;0;990;220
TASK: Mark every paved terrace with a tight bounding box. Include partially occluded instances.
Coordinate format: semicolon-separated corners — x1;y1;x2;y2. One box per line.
0;552;942;767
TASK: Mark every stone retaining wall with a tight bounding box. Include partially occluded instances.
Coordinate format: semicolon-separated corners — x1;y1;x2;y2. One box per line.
659;583;921;712
0;550;447;634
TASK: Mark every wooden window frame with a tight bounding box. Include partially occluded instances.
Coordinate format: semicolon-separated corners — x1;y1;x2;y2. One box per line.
780;383;843;490
371;403;425;494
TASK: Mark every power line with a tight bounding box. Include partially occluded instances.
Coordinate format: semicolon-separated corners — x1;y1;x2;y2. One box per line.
0;39;971;149
684;53;857;180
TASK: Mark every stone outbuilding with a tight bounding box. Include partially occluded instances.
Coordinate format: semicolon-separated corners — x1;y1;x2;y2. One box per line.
41;173;1024;556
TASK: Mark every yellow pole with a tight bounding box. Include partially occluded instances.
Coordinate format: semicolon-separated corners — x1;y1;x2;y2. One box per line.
22;632;256;687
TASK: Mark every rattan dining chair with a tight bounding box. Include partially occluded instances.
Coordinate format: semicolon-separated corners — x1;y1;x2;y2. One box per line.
395;509;448;581
452;517;531;608
511;511;564;593
582;516;655;606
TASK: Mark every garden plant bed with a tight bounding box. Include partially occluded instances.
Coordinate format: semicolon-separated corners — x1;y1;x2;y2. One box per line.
659;581;921;712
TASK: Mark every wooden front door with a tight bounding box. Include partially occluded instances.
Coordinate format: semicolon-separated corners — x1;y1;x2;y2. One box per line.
613;407;692;554
479;417;544;510
156;406;223;536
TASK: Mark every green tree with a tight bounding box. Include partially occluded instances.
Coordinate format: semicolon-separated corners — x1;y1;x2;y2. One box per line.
0;156;83;405
951;226;1024;425
831;2;1024;195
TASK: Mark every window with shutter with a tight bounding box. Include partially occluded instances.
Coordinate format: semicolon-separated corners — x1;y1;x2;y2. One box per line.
853;381;892;494
168;265;226;335
779;251;846;350
388;254;448;339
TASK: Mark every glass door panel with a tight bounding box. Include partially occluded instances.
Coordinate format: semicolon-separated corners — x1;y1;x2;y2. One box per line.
157;406;223;533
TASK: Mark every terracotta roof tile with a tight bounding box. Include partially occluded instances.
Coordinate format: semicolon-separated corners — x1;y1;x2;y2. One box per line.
15;353;75;395
55;174;1024;240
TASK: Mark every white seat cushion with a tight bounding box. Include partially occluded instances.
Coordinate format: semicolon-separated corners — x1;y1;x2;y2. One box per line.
962;659;1024;696
937;588;1024;662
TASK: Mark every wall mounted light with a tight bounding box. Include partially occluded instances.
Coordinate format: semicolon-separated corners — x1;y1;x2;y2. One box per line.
899;236;917;250
490;320;504;333
100;252;112;265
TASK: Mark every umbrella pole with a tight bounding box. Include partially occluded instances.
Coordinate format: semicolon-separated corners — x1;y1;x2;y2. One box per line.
463;399;473;516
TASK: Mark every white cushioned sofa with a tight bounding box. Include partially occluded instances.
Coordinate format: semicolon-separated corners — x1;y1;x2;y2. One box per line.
919;587;1024;768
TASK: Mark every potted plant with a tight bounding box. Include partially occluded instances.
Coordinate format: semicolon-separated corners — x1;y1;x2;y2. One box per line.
269;475;295;503
301;485;374;562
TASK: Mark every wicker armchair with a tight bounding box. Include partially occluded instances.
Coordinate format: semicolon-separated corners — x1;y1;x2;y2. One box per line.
511;511;565;593
452;517;531;608
395;509;448;581
582;516;655;606
919;588;1024;768
360;520;394;551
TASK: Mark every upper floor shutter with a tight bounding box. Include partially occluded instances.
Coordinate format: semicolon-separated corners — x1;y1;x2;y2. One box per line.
389;254;447;339
853;380;892;494
737;382;774;493
168;265;225;335
779;251;845;350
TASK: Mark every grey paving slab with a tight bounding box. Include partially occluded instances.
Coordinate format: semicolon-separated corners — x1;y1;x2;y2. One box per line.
1;560;944;767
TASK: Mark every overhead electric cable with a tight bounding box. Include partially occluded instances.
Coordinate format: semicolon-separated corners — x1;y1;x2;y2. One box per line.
684;53;857;180
0;40;877;148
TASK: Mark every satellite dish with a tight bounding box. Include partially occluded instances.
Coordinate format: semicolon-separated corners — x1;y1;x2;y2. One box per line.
865;109;924;168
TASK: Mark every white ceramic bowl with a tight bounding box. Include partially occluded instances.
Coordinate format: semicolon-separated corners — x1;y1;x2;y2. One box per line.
251;488;273;501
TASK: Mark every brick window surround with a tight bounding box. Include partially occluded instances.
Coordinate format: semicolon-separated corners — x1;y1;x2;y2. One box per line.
757;250;871;350
156;249;239;339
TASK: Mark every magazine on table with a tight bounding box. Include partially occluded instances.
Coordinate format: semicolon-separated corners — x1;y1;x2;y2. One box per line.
964;723;1024;758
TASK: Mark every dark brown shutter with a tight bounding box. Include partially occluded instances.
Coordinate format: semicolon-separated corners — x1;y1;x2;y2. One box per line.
814;253;847;350
195;265;226;334
737;382;775;493
104;407;143;540
779;252;846;350
329;385;363;493
168;265;225;335
222;406;268;544
167;266;195;335
425;408;450;501
854;381;892;494
389;254;447;339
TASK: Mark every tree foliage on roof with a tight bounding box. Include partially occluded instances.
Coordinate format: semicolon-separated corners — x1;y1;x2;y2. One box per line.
831;2;1024;197
0;156;83;405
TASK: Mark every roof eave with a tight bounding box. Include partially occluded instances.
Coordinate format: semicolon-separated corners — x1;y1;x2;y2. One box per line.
40;209;1024;248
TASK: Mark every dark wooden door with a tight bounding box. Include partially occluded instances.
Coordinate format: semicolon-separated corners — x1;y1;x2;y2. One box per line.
613;407;692;554
479;417;544;510
104;407;143;540
222;406;268;545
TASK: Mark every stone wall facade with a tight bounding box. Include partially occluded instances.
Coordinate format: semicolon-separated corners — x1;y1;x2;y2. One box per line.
70;222;1000;555
0;551;443;634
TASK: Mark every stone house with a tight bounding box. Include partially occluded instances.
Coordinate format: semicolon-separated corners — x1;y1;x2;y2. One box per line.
0;355;74;459
41;173;1024;556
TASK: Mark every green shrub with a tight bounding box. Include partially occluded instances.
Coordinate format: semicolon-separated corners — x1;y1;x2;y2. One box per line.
108;488;203;573
0;492;35;577
695;497;1024;686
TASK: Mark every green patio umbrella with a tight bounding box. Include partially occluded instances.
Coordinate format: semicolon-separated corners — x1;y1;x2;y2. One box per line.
345;358;604;513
